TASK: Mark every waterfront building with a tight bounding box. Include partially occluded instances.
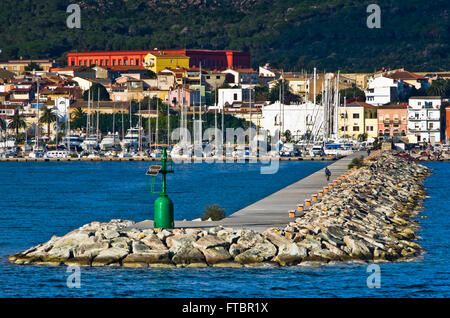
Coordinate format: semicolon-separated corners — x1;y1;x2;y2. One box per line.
168;86;201;108
446;106;450;144
67;49;250;70
340;73;371;90
222;68;259;86
0;59;56;75
49;66;96;79
70;100;129;115
203;71;226;91
376;104;408;137
384;70;428;91
261;101;324;141
143;52;190;74
338;101;378;140
217;87;254;109
407;96;442;144
365;75;399;106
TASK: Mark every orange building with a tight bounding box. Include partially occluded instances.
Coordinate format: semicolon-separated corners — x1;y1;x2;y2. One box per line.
377;104;408;137
67;49;250;70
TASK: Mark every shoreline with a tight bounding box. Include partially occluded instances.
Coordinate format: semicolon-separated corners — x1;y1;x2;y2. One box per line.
8;151;431;268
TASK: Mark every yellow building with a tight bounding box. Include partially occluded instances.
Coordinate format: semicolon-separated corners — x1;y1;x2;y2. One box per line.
143;52;189;74
338;101;377;140
0;59;55;75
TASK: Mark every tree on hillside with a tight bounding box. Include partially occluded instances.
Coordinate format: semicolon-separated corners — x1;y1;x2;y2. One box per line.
39;106;57;138
70;107;86;130
426;79;450;97
83;83;110;101
339;87;365;103
25;62;43;72
268;80;301;104
8;110;27;139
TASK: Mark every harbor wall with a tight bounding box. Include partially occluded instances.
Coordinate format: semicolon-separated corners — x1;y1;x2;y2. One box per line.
9;151;431;267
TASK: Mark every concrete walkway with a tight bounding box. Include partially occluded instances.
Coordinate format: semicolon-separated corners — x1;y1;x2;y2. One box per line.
131;151;368;231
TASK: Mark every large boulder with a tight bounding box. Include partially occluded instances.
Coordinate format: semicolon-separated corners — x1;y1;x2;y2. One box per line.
263;230;306;265
201;247;232;265
122;250;171;267
91;247;130;266
170;246;206;267
234;240;277;265
343;236;372;259
193;235;228;250
141;234;167;250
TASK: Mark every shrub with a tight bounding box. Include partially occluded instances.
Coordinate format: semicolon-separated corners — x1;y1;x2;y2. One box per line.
348;156;364;169
200;204;226;221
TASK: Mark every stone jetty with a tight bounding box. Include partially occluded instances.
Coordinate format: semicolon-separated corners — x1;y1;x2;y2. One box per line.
9;152;431;268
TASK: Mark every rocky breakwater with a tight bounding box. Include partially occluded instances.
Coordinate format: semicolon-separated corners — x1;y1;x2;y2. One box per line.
9;152;431;267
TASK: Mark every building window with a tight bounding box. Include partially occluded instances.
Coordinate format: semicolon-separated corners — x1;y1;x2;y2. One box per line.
136;59;139;65
118;60;122;66
353;113;360;119
106;60;109;66
124;60;128;66
353;126;360;131
113;60;116;66
233;93;238;101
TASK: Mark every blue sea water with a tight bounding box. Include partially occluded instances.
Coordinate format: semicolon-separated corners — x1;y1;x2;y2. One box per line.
0;161;448;298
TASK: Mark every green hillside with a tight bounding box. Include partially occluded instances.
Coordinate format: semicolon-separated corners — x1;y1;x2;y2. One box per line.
0;0;449;72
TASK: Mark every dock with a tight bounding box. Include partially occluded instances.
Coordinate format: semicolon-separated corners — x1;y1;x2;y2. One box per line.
132;151;371;231
0;155;340;163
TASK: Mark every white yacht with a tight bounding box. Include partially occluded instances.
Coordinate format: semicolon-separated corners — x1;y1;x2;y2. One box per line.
46;150;68;159
28;146;46;159
100;132;120;150
81;135;99;151
120;127;149;150
0;137;16;149
61;135;84;150
170;143;193;159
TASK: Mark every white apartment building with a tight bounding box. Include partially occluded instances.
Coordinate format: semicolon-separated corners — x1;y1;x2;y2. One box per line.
365;76;399;106
217;88;254;108
407;96;442;144
261;102;324;141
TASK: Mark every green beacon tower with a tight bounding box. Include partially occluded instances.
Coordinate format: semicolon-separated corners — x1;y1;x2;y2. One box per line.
147;147;174;229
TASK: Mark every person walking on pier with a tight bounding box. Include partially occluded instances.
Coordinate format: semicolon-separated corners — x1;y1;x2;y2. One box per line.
325;167;331;181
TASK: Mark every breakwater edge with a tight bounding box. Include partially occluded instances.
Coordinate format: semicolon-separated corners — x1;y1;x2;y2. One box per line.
9;151;431;268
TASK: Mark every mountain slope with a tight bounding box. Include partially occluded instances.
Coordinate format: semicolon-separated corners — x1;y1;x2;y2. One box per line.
0;0;448;72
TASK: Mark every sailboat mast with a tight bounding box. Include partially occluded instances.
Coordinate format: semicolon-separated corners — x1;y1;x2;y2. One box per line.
36;76;40;149
87;89;91;152
156;93;159;147
139;102;142;152
113;102;116;148
148;96;151;150
97;88;100;140
129;100;132;130
167;93;170;147
221;90;224;145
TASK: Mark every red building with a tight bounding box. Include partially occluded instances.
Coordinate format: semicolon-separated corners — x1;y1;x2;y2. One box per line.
446;106;450;143
67;49;250;70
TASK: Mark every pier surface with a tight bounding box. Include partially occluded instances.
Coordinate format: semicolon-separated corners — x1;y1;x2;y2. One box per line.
132;151;368;231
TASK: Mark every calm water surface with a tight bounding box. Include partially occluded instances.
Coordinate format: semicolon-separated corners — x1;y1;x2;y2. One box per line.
0;161;448;297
